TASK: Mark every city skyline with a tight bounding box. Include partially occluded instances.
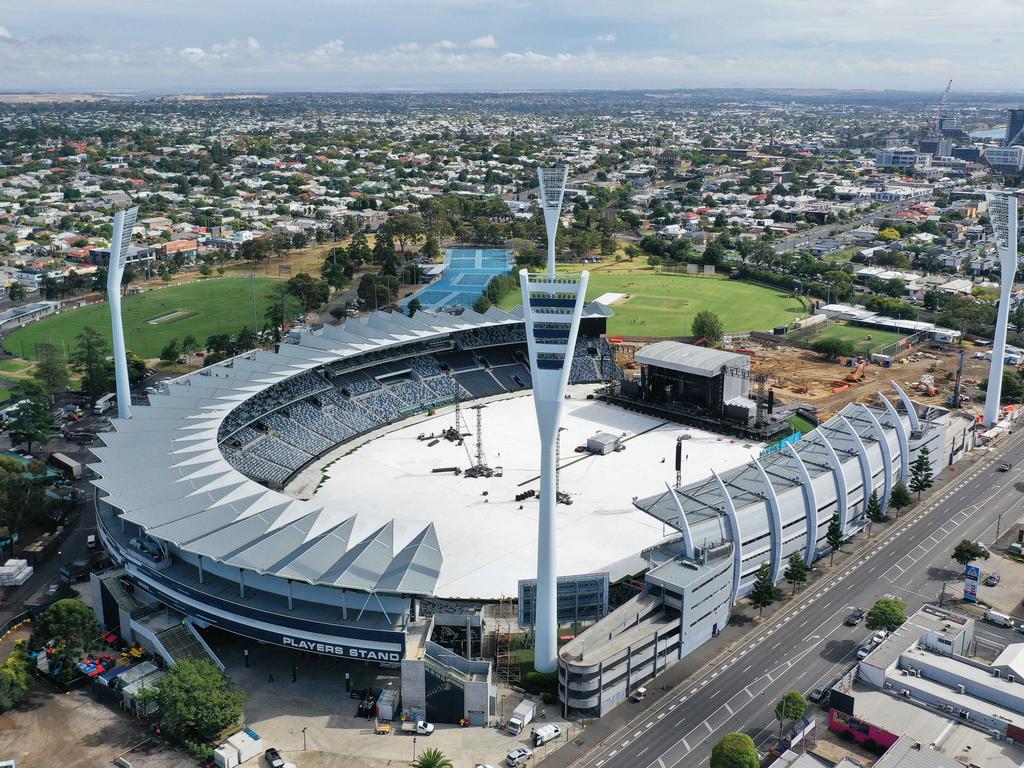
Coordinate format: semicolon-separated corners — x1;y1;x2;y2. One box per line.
1;0;1023;92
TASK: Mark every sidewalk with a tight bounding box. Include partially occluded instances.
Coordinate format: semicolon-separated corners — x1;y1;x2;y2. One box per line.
539;435;1013;767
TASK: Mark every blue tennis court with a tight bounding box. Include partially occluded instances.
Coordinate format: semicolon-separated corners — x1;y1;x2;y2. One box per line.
403;248;513;310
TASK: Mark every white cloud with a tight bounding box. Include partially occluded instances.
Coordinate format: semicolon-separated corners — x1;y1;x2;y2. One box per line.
468;33;497;49
435;39;458;49
307;38;345;63
0;26;12;40
596;33;616;43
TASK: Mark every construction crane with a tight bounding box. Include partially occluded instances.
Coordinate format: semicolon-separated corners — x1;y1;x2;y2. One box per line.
948;349;965;408
934;79;952;136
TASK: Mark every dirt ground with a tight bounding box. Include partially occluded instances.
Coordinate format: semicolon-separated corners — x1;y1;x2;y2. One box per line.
0;682;192;768
743;340;990;422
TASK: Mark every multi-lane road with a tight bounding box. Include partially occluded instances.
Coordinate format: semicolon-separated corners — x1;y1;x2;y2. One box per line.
568;434;1024;768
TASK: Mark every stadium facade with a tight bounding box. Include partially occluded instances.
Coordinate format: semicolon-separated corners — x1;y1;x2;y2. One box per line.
558;386;973;715
88;298;974;723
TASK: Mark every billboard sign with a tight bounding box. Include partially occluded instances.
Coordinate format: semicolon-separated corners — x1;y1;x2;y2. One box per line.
964;564;981;603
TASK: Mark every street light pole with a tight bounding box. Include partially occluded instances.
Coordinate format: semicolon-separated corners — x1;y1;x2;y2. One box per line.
302;727;307;751
412;735;417;763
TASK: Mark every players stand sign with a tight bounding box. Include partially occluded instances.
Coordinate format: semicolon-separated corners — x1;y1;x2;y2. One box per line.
964;564;981;603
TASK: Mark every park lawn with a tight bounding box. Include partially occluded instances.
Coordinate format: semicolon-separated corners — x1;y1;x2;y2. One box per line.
822;246;861;263
500;269;806;336
4;277;285;361
803;324;907;356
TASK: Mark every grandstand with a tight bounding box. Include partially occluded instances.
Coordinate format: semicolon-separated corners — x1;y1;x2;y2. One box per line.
212;316;616;489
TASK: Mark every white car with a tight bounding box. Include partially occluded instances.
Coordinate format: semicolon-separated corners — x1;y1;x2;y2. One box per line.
857;643;874;660
506;747;532;767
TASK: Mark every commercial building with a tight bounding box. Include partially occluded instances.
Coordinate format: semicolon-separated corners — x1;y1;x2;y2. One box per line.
985;146;1024;172
1007;108;1024;147
875;150;932;170
823;605;1024;767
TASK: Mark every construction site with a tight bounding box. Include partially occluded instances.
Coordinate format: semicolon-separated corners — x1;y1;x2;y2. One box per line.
607;324;996;427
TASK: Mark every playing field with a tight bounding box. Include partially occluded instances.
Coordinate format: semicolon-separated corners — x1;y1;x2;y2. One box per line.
4;278;286;361
799;323;907;355
499;269;806;336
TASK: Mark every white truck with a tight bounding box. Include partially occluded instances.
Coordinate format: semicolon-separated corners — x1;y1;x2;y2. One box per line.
400;720;434;736
532;724;561;747
506;699;537;736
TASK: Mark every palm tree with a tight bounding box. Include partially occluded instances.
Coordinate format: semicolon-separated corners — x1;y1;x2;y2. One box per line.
414;748;454;768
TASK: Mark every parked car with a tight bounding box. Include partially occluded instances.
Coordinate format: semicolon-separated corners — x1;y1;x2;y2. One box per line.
856;644;874;660
985;573;1001;587
46;583;59;598
809;686;829;704
845;609;865;626
264;748;285;768
631;686;648;702
506;748;532;767
871;630;888;645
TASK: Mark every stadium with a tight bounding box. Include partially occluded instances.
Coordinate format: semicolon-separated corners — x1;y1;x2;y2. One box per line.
87;299;975;723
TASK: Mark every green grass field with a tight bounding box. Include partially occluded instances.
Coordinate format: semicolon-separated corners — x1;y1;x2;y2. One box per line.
800;324;907;356
5;278;284;361
500;270;806;336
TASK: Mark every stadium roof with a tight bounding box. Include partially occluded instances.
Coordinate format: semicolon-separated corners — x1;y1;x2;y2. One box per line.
90;306;531;598
634;341;748;377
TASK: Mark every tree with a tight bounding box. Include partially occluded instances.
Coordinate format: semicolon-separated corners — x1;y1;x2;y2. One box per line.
750;562;775;617
154;659;246;739
286;273;331;313
865;489;885;524
811;337;854;360
784;551;808;594
952;539;990;567
407;298;422;318
866;597;907;632
879;227;901;241
889;482;912;518
29;599;100;682
7;283;26;302
413;748;454;768
691;310;724;345
826;512;843;565
8;380;54;454
0;641;32;712
160;339;180;364
34;343;69;400
775;691;808;741
710;732;758;768
909;447;933;500
71;326;114;405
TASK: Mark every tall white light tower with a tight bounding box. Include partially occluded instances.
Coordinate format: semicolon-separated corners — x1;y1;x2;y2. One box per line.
983;193;1018;427
521;165;589;673
107;206;139;421
538;166;569;278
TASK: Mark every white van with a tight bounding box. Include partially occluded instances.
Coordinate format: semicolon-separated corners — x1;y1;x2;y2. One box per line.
986;609;1015;628
533;724;561;747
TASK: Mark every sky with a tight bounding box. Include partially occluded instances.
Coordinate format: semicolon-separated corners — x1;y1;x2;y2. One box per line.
0;0;1022;93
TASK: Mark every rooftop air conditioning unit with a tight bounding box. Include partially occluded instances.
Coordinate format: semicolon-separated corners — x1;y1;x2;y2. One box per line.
916;670;922;677
956;684;966;694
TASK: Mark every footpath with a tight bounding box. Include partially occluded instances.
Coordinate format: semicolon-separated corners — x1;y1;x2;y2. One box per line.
539;432;1018;768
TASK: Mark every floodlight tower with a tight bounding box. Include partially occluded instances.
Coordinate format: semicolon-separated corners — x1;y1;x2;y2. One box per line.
521;165;589;674
983;193;1019;427
538;166;569;278
106;206;139;420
